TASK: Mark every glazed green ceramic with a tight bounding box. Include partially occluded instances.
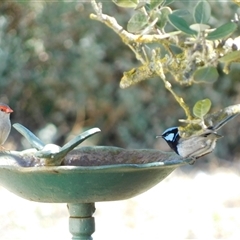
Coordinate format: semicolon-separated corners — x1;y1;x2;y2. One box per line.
0;162;180;203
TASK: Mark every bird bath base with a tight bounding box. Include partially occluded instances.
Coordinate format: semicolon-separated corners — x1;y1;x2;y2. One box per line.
68;203;95;240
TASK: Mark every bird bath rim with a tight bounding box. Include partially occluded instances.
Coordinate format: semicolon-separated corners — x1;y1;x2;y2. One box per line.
0;157;186;171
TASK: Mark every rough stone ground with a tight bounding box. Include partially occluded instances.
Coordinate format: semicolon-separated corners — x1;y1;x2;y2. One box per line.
1;166;240;240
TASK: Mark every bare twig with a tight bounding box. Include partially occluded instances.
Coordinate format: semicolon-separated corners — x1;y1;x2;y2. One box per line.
152;50;193;119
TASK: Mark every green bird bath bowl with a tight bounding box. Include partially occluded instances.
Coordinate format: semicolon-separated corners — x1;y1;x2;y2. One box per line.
0;163;179;203
0;146;188;240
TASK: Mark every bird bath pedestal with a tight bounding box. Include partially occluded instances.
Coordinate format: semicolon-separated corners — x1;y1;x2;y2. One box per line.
0;147;188;239
68;203;95;240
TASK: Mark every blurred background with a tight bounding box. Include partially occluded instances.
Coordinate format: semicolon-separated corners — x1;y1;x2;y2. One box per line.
1;0;240;163
1;1;240;239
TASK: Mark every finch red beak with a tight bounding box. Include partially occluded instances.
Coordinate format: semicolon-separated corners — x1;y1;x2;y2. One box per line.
6;107;13;113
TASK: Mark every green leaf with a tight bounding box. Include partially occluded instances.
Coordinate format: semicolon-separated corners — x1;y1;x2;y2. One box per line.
190;23;210;32
193;66;219;83
163;0;175;6
194;0;211;24
127;12;148;33
168;14;197;35
193;99;212;118
219;50;240;63
171;9;192;25
206;22;237;40
150;0;164;9
112;0;138;8
172;9;191;19
154;7;172;29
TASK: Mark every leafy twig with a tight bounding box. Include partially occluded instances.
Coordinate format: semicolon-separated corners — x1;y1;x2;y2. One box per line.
90;0;178;64
90;0;193;119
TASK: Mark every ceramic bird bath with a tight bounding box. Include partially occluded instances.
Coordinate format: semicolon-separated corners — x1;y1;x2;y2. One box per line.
0;104;239;239
0;146;187;239
0;124;189;240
